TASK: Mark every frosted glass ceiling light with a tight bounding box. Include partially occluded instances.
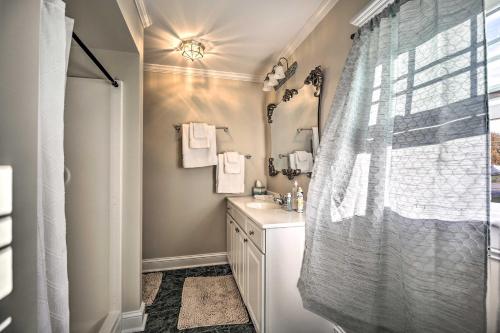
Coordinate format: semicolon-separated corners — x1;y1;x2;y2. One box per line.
179;40;205;61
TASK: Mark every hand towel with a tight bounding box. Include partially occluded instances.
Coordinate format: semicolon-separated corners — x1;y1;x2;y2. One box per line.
295;150;309;162
217;154;245;193
189;122;210;149
312;126;319;158
289;153;297;169
182;124;217;168
224;152;241;174
295;151;313;173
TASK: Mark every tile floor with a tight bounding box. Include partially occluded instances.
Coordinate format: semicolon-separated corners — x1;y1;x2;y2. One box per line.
144;265;256;333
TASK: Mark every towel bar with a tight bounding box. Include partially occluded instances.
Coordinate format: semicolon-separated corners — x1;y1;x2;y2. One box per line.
173;124;229;133
219;152;252;159
297;128;313;134
278;151;312;159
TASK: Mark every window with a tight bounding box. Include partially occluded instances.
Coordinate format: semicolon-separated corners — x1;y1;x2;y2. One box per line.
487;0;500;254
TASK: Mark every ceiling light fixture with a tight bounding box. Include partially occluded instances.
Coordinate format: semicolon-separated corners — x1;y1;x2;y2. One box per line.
179;40;205;61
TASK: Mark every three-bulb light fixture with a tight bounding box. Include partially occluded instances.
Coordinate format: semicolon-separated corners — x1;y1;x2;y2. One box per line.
263;57;289;92
179;40;205;61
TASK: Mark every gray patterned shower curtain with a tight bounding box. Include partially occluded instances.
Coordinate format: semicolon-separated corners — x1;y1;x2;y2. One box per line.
298;0;489;332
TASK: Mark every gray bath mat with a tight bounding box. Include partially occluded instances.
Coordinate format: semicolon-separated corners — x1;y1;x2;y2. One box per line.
142;272;163;306
177;275;249;329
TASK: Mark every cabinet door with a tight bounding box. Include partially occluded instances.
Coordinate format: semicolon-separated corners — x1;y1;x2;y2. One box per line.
226;215;233;266
232;223;239;279
245;238;264;332
234;225;246;299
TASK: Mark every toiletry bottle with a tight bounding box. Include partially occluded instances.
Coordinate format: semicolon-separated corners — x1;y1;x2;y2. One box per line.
285;193;293;211
292;180;298;210
297;187;304;213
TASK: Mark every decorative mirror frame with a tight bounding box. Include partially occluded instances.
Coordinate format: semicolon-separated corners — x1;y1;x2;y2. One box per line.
267;65;324;179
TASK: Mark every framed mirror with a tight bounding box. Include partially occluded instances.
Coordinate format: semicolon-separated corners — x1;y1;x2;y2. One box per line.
268;66;323;180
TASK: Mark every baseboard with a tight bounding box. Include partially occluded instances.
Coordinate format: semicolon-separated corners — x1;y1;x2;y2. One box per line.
142;252;228;272
99;311;121;333
121;302;148;333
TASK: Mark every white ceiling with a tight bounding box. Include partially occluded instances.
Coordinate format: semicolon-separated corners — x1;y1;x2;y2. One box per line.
144;0;331;76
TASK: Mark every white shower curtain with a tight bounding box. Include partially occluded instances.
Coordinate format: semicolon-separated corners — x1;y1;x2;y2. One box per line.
38;0;73;331
299;0;488;332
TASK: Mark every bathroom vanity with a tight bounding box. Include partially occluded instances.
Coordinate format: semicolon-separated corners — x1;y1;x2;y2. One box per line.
226;196;331;333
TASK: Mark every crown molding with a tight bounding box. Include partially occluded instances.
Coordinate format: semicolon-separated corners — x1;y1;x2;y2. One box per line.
134;0;152;28
350;0;394;27
277;0;340;59
144;63;263;83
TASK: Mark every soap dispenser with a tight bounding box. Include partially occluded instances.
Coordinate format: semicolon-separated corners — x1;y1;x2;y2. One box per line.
291;180;298;210
297;187;304;213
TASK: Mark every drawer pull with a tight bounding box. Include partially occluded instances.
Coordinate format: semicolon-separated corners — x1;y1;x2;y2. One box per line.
235;227;240;233
249;230;255;235
229;221;233;224
244;238;248;242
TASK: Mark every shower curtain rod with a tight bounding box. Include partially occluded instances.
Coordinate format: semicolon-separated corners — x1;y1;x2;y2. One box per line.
72;32;119;88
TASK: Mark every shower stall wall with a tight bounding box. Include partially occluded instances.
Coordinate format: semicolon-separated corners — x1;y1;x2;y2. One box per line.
64;77;124;333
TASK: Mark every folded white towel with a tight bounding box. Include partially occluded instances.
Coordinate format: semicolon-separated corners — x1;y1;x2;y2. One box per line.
182;124;217;168
224;152;241;174
312;126;319;158
189;122;209;149
193;122;207;138
289;153;297;169
295;150;309;162
217;154;245;193
295;150;313;173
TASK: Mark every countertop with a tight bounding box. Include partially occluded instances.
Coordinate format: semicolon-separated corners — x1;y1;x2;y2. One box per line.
226;196;306;229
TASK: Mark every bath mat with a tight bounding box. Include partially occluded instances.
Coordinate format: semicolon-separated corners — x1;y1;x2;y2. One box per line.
177;275;249;329
142;272;163;306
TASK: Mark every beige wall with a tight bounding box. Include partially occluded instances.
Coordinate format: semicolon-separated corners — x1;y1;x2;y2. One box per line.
143;71;266;259
116;0;145;313
68;47;143;313
265;0;369;196
0;0;40;331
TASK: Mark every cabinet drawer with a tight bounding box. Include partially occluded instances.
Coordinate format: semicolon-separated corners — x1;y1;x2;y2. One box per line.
227;202;246;227
245;218;265;253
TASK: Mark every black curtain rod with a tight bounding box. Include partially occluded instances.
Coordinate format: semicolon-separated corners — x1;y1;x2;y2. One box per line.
72;32;119;88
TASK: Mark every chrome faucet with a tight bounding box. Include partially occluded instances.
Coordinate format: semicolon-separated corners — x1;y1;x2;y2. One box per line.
273;194;286;206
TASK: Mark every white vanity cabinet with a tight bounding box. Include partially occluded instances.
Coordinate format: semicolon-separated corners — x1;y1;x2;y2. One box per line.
226;197;331;333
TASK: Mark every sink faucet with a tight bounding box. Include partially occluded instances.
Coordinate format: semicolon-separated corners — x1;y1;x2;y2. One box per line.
273;194;286;206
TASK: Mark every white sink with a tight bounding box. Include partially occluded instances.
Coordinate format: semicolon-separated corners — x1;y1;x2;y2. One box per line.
245;202;281;210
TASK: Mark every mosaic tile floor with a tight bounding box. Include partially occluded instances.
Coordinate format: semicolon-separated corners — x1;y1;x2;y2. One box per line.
144;265;256;333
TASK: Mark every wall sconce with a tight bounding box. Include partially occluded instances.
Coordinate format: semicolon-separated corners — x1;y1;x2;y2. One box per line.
262;57;298;92
179;40;205;61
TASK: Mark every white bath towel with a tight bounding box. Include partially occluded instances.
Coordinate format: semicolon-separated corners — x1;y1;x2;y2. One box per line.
289;153;297;169
312;126;319;158
295;151;313;173
217;154;245;193
224;152;241;174
182;124;217;168
189;122;210;149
